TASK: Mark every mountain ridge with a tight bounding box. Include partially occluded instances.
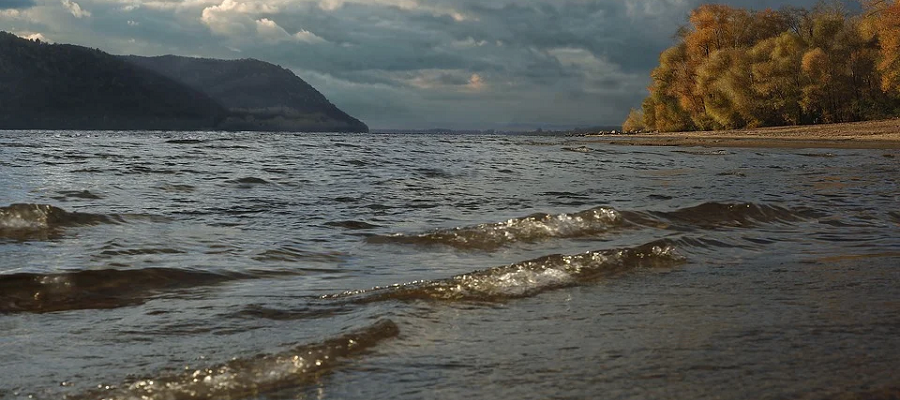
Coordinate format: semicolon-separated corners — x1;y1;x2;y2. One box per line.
123;55;368;133
0;32;368;132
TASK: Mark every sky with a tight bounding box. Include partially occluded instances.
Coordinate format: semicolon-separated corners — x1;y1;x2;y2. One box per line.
1;0;834;130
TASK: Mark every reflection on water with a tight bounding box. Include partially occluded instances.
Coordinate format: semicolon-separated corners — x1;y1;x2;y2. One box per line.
0;131;898;399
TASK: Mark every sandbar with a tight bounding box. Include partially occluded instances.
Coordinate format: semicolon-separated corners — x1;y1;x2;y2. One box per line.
592;119;900;149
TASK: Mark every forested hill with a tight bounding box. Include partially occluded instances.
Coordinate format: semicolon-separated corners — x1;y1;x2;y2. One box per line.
123;55;369;133
0;32;226;130
624;2;900;133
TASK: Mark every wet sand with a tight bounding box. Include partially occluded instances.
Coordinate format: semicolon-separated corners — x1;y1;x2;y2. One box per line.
594;119;900;149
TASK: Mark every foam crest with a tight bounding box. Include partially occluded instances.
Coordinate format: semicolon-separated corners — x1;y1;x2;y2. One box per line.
326;241;685;303
368;207;624;250
69;319;399;400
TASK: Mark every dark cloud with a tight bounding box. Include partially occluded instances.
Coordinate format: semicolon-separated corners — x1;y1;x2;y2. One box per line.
0;0;35;10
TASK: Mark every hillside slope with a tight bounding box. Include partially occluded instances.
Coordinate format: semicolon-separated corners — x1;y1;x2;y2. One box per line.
123;55;368;133
0;32;226;130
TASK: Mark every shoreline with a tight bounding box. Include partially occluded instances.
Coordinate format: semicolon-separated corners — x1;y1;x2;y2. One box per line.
589;119;900;149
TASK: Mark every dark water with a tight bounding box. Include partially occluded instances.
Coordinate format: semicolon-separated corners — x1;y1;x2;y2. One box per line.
1;131;899;400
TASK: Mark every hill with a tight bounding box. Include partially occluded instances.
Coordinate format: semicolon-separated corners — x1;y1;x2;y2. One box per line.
0;32;226;130
0;32;368;132
123;55;368;133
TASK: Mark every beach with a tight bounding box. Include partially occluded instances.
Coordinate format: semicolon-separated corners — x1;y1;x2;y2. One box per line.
595;118;900;149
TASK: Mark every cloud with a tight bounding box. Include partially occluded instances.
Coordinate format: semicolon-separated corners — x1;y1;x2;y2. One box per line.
61;0;91;17
402;69;484;91
196;0;325;43
466;73;484;91
317;0;468;20
200;0;277;36
136;0;219;11
13;31;50;41
255;17;324;43
0;0;35;10
624;0;690;18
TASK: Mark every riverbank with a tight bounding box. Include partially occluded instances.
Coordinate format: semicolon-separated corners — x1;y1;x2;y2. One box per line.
592;119;900;149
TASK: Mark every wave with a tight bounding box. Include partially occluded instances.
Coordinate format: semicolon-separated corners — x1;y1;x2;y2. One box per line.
325;220;382;230
325;241;685;303
0;203;121;233
228;177;270;185
0;268;290;314
648;202;814;229
51;190;103;201
367;207;625;250
366;202;813;250
68;319;399;400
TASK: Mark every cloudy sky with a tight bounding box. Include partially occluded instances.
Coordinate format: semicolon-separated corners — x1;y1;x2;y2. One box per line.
2;0;831;130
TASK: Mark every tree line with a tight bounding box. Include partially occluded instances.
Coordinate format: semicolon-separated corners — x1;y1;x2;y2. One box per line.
623;1;900;132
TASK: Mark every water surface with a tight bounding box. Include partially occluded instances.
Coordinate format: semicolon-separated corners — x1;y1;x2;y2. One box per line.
1;131;898;399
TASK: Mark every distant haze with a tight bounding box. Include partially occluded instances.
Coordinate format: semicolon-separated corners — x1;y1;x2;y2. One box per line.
1;0;850;130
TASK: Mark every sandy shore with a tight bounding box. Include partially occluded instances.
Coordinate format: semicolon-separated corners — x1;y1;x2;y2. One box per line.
592;119;900;149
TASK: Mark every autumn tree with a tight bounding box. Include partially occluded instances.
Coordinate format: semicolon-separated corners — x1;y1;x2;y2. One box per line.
864;0;900;93
622;108;645;132
625;2;900;132
644;43;695;132
749;33;805;125
696;48;756;129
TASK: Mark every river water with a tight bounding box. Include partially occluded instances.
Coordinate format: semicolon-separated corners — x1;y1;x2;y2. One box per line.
1;131;898;400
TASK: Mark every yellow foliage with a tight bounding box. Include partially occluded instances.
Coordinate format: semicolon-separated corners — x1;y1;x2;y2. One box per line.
638;2;900;132
622;108;645;132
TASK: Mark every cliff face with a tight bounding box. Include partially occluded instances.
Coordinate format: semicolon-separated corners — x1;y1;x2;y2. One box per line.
0;32;227;130
123;55;369;133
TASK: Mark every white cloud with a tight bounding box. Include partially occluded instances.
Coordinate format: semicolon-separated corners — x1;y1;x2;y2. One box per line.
254;17;288;41
127;19;138;25
199;1;325;43
451;37;488;48
204;0;278;14
292;28;325;43
14;31;51;42
400;69;486;92
255;18;325;43
61;0;91;18
201;0;279;36
136;0;219;11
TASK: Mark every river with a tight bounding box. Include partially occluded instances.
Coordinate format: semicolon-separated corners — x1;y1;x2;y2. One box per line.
1;131;898;399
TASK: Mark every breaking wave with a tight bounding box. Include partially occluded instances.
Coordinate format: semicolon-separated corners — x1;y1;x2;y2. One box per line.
366;202;814;250
68;319;399;400
367;207;625;250
325;241;685;303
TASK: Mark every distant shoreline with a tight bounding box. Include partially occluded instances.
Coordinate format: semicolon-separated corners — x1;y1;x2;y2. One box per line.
592;119;900;149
